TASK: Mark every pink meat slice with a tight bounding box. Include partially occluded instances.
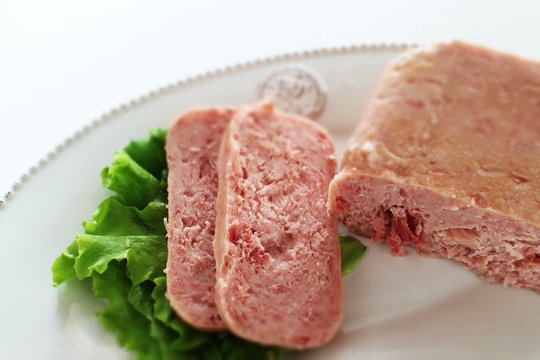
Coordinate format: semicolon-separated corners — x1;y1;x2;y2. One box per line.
329;41;540;292
166;107;235;330
214;101;342;349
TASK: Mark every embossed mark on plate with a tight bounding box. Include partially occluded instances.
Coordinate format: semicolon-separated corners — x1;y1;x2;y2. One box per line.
257;65;327;120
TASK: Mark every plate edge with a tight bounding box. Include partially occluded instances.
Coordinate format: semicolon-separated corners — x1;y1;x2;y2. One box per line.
0;42;415;211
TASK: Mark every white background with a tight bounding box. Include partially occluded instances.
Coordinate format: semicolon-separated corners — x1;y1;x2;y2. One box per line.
2;0;540;194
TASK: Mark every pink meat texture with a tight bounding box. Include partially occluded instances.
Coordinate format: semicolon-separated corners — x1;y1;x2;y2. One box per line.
166;107;235;330
214;101;343;349
329;41;540;292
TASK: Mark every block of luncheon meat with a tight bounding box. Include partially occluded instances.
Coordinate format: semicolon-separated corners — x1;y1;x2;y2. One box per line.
329;41;540;292
214;101;342;349
166;107;235;330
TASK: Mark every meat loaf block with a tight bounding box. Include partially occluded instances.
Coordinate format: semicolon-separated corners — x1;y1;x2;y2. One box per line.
329;41;540;292
166;107;235;330
214;101;342;349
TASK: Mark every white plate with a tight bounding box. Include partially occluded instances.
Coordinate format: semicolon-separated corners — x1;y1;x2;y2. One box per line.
1;45;539;360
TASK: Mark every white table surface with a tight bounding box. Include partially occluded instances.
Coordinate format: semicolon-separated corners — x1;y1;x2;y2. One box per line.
1;0;540;196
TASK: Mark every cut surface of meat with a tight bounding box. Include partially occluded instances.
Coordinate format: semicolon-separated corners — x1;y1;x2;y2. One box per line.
214;101;342;349
166;107;235;330
329;41;540;292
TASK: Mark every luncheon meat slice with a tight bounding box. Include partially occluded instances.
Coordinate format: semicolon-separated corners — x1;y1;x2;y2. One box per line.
214;101;342;349
329;41;540;292
166;107;235;330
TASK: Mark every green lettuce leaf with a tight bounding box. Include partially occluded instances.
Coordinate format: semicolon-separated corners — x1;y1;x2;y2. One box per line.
100;150;162;210
339;234;367;276
74;233;167;285
93;261;161;359
51;240;79;286
123;128;167;180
